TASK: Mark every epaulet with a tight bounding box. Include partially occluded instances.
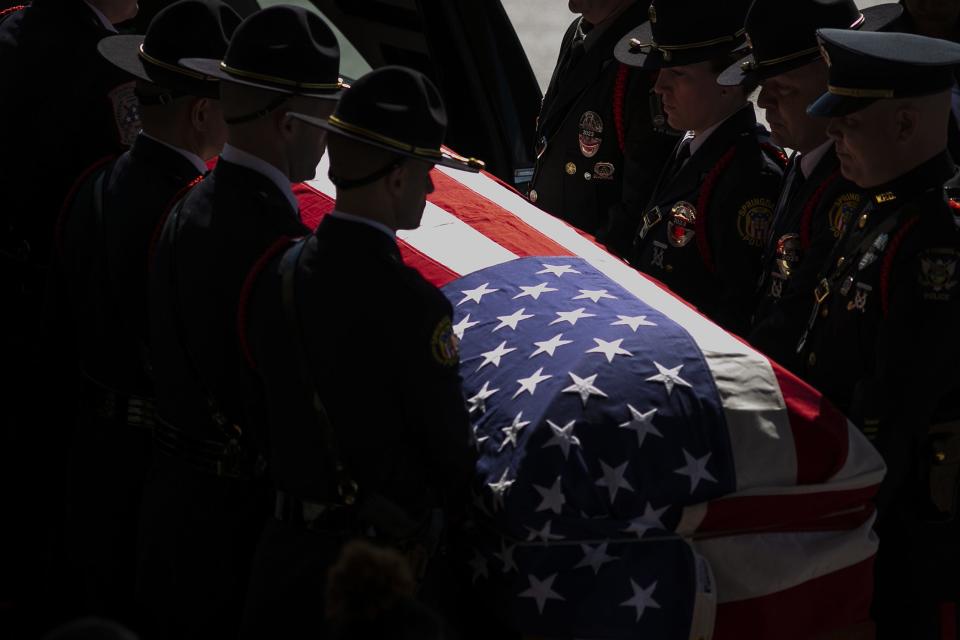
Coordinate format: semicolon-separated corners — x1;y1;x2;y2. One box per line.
612;63;629;154
0;4;26;21
799;168;842;251
760;142;789;168
694;145;738;273
147;174;204;272
880;215;921;317
53;154;117;263
237;235;302;371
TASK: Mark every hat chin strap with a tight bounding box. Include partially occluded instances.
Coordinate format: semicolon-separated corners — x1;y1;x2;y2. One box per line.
328;158;403;191
224;94;289;126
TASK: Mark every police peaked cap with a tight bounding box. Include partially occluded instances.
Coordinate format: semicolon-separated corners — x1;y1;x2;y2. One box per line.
181;5;343;99
614;0;752;69
98;0;241;99
288;66;484;173
808;29;960;117
718;0;902;86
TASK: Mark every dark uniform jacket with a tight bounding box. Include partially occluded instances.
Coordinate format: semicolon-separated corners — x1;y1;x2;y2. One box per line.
528;1;677;257
630;105;786;336
48;134;204;622
237;215;476;637
142;156;307;640
749;145;863;369
797;150;960;634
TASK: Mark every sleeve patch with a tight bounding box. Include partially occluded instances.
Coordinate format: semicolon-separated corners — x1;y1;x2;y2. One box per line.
737;197;774;247
918;248;959;301
109;81;141;147
431;316;460;367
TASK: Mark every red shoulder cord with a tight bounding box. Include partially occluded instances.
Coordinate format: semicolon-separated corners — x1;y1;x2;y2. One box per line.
0;5;26;19
53;154;117;263
146;174;204;272
761;143;789;168
612;63;629;154
237;235;300;371
695;145;738;273
880;216;920;317
799;168;842;251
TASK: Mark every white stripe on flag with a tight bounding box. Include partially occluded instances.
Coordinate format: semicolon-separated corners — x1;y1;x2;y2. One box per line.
307;156;519;276
439;166;798;490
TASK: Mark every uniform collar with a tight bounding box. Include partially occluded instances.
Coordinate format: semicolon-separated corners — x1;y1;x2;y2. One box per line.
799;139;834;180
688;105;753;158
328;209;396;240
867;149;956;206
138;132;208;175
220;144;299;213
83;1;117;33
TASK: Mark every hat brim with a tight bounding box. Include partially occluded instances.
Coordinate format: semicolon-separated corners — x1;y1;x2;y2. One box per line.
807;90;876;117
717;3;904;87
98;35;151;83
614;21;745;70
288;112;482;173
181;57;343;99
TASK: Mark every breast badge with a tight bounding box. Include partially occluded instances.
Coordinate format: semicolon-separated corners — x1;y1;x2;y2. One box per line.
593;162;615;180
775;233;802;278
919;248;959;301
846;283;872;313
578;111;603;158
666;201;697;248
109;81;141;147
828;192;861;238
737;198;774;248
431;317;460;367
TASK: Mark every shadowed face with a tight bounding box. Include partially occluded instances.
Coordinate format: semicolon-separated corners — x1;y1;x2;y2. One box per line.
826;101;899;188
654;61;729;132
393;160;436;230
756;60;830;152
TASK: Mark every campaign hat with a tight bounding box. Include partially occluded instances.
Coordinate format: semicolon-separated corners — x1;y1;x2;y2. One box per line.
718;0;902;86
288;66;483;172
181;5;343;99
808;28;960;117
97;0;241;99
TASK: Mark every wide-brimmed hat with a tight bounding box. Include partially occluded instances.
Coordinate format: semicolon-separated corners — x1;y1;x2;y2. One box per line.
808;28;960;117
718;0;902;87
181;5;343;99
614;0;752;69
97;0;240;99
288;66;483;173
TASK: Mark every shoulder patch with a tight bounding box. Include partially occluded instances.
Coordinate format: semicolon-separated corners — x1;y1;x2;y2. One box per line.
918;247;960;301
109;81;141;147
431;316;460;367
827;192;861;239
737;197;774;247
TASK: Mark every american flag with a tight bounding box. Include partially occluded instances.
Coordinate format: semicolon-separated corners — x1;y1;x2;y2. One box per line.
293;155;885;640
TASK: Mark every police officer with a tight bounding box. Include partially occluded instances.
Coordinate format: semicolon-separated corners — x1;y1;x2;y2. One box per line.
716;0;901;369
614;0;786;336
141;7;341;638
0;0;140;625
47;0;239;625
528;0;678;257
237;66;477;638
797;29;960;637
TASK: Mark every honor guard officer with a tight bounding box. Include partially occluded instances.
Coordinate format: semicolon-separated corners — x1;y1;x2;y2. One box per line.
615;0;786;336
527;0;678;257
797;29;960;638
141;7;342;638
717;0;901;369
237;66;477;638
0;0;140;625
48;0;240;624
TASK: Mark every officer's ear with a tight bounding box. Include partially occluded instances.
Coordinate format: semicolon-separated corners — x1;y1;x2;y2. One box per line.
892;102;921;144
190;98;211;132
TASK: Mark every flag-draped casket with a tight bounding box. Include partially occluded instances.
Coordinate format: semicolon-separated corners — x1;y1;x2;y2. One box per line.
293;156;885;640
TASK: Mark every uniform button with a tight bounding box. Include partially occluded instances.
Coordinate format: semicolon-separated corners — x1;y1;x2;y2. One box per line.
584;172;592;181
529;189;538;203
565;162;577;175
836;256;845;268
808;352;817;367
858;213;869;229
820;307;829;318
665;265;673;272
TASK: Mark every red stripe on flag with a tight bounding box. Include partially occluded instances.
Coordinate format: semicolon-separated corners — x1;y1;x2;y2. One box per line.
714;556;876;640
429;170;574;258
697;488;877;537
293;182;459;288
774;363;850;485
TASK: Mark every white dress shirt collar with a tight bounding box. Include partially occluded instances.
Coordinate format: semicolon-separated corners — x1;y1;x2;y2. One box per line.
220;144;299;213
799;139;834;180
84;2;118;33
